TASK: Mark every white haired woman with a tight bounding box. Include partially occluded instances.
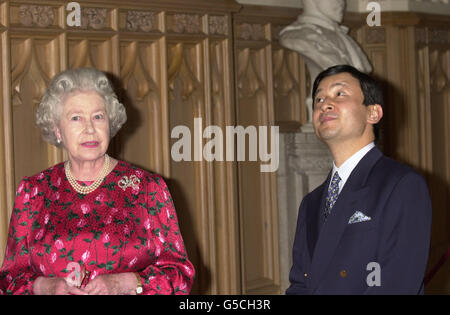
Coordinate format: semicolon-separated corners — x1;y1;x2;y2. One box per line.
0;68;194;295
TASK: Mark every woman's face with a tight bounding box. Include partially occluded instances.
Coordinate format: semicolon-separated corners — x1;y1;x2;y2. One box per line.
55;91;110;164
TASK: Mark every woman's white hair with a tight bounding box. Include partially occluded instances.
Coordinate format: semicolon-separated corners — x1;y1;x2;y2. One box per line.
36;68;127;147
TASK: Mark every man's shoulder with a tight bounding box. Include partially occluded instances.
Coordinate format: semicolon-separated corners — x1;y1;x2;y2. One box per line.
372;154;426;186
376;154;419;175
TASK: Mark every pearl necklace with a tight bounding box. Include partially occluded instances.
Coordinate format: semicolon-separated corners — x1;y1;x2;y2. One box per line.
64;154;111;195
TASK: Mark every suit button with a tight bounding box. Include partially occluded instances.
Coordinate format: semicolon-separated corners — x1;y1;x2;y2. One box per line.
340;270;347;278
304;273;308;278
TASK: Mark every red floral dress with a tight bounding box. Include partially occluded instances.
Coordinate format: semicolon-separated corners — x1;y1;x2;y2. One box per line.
0;160;194;295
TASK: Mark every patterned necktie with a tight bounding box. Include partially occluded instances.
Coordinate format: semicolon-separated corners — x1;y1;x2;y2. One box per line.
324;172;341;220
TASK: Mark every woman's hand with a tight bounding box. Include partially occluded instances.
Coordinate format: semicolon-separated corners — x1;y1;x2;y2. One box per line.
82;273;137;295
33;276;88;295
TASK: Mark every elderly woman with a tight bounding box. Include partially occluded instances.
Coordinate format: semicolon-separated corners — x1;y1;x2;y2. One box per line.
0;68;194;295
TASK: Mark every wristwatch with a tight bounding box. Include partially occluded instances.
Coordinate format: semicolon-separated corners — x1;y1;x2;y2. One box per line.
134;272;143;295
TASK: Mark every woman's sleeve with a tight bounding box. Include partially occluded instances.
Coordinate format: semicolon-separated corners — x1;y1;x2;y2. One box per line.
138;174;195;295
0;178;39;295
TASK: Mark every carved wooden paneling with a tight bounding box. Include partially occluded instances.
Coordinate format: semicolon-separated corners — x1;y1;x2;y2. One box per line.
0;1;244;296
208;38;241;294
117;39;166;175
235;44;280;294
0;27;9;266
272;47;307;132
11;37;53;189
233;5;302;295
167;40;213;294
234;9;278;294
121;10;159;33
67;39;114;79
13;4;58;29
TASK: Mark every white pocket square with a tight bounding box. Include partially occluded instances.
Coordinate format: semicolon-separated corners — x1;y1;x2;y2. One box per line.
348;211;371;224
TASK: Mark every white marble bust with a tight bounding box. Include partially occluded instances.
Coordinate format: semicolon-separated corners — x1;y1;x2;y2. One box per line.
280;0;372;75
279;0;372;126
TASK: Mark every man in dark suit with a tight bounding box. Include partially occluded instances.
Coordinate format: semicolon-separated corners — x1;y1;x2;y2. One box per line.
286;65;432;294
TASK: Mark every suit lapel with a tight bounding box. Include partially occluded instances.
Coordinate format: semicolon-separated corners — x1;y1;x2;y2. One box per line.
309;147;383;291
306;175;330;259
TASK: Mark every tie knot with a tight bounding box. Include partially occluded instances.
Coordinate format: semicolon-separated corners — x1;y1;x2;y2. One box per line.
331;171;341;185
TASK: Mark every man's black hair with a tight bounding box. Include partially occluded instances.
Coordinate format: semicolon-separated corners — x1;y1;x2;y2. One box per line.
312;64;384;142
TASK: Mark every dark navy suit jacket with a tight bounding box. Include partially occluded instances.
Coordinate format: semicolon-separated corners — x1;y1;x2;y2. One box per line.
286;147;432;294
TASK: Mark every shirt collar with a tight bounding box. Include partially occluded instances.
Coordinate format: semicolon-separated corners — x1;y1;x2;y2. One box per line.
331;142;375;191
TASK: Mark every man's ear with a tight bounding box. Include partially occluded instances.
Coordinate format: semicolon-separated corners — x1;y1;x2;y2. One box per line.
367;104;383;124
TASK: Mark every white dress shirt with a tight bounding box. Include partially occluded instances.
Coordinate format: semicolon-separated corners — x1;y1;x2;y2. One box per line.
329;142;375;194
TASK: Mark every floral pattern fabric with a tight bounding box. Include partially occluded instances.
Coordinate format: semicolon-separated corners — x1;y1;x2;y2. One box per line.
0;160;194;295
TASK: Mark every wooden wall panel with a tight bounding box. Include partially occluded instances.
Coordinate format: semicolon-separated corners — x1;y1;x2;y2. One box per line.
208;38;241;294
0;28;9;266
11;37;53;189
235;45;280;294
232;5;302;295
233;12;272;296
0;1;244;296
117;39;166;175
167;40;213;294
272;45;307;132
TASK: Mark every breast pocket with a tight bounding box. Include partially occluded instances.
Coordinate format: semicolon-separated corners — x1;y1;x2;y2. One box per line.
343;220;378;236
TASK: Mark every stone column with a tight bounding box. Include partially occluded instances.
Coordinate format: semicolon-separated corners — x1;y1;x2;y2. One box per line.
277;132;332;292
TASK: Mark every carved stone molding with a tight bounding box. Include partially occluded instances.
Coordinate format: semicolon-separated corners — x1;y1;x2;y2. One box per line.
209;15;228;35
236;23;266;41
126;10;156;32
19;5;54;28
286;133;333;173
81;8;108;30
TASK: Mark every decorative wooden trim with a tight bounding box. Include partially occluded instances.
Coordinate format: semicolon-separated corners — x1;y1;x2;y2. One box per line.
79;7;109;30
365;27;387;44
125;10;156;32
18;4;55;28
74;0;242;13
167;13;203;34
236;23;266;41
208;15;228;36
344;11;450;28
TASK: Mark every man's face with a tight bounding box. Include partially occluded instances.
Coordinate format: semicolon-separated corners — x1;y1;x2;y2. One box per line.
312;72;371;145
316;0;345;23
